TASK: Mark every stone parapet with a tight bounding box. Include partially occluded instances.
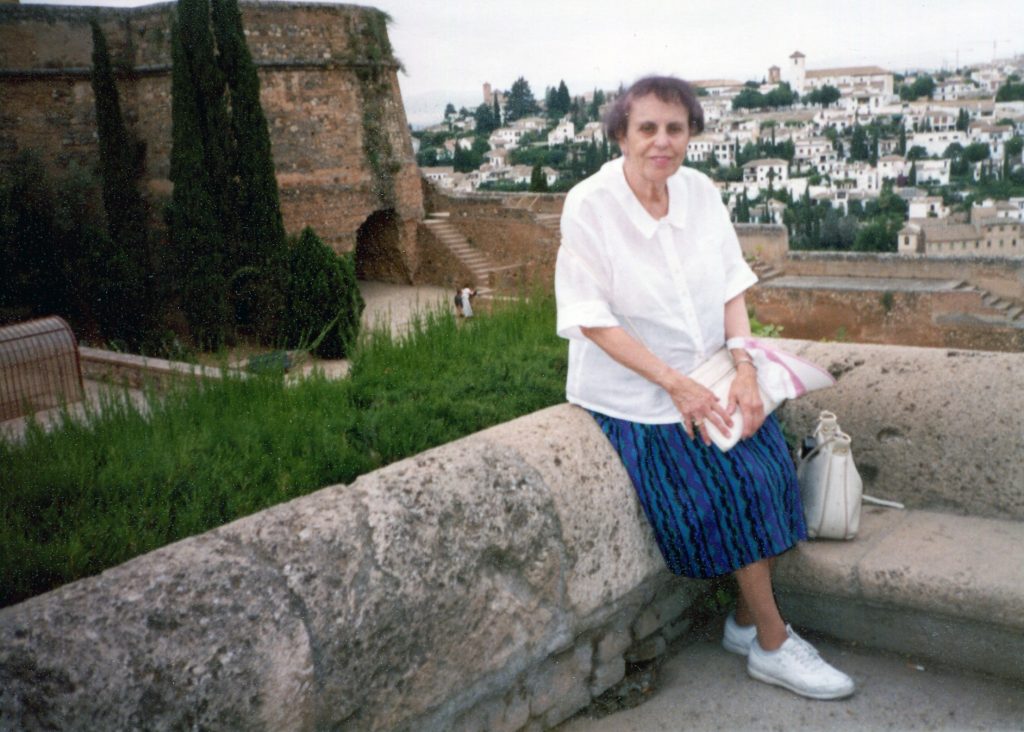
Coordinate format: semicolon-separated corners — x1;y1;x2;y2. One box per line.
2;340;1022;728
785;251;1024;301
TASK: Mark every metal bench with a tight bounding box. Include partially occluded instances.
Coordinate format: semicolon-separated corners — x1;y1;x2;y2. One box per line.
0;316;84;421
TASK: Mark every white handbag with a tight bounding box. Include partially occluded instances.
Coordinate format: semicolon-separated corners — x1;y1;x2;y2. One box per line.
797;412;862;539
797;411;903;540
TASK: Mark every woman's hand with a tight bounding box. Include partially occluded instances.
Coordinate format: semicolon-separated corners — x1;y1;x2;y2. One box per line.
662;371;733;445
727;364;765;439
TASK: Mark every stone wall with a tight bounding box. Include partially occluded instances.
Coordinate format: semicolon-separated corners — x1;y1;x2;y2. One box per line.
735;223;789;264
0;1;423;278
420;188;561;291
749;285;1024;351
784;251;1024;302
2;340;1022;729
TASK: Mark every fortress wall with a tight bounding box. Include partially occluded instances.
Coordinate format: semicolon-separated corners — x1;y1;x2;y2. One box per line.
734;223;789;264
2;340;1022;730
785;251;1024;301
749;286;1024;352
0;2;423;272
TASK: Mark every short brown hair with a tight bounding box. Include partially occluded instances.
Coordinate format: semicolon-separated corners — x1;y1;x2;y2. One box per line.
604;76;705;142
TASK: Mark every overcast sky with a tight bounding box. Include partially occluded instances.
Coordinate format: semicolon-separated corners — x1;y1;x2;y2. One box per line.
22;0;1024;126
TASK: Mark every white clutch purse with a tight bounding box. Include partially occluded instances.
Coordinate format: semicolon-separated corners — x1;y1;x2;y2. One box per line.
688;338;835;452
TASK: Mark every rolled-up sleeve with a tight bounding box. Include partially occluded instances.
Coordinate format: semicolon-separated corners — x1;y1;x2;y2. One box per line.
555;214;620;340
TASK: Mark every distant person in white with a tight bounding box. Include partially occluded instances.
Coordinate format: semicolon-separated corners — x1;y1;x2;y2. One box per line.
555;75;854;700
459;285;476;318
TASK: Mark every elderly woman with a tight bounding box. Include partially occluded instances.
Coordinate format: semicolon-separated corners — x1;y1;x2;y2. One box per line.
555;76;854;700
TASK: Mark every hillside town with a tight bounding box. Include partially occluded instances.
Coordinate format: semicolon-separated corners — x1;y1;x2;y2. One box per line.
416;51;1024;257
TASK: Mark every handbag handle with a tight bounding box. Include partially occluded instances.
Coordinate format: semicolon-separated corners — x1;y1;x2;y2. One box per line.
799;429;905;510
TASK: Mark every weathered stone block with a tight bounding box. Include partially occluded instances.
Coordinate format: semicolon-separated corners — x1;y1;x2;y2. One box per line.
590;655;626;697
595;622;633;665
624;634;667;664
526;643;593;720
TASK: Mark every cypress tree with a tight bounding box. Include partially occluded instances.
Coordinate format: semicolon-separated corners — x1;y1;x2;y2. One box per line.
90;19;155;349
211;0;288;343
286;228;364;359
169;0;232;348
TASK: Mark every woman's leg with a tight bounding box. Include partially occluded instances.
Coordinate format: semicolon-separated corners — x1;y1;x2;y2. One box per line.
733;557;787;651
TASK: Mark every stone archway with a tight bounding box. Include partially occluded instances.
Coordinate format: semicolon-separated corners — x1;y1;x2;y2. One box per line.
355;208;410;283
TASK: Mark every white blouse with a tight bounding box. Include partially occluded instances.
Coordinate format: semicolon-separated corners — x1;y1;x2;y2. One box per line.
555;157;757;423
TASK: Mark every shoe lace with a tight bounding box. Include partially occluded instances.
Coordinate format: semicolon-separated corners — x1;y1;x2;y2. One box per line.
786;636;824;668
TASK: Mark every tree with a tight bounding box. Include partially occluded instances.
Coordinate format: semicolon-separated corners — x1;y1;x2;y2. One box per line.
816;85;841;107
907;145;928;161
765;82;797;108
995;81;1024;102
945;142;968;177
900;75;935;101
850;125;869;161
956;108;970;131
444;102;456;118
90;20;157;349
505;76;539;122
853;217;899;252
284;228;364;359
898;125;907;156
169;0;233;348
963;142;991;164
1006;136;1023;160
555;80;571;116
211;0;288;342
732;87;765;110
529;163;549;192
588;89;606;121
474;102;498;136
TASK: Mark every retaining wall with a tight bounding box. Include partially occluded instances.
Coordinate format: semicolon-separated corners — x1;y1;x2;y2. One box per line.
785;251;1024;302
2;340;1022;730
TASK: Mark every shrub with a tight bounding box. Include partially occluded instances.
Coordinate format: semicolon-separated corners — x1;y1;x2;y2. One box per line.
284;227;365;358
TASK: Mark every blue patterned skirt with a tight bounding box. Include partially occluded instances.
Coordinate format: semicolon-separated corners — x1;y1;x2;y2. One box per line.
592;412;807;579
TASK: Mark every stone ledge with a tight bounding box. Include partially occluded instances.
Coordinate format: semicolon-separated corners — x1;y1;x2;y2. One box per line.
775;507;1024;680
2;340;1022;729
79;346;240;389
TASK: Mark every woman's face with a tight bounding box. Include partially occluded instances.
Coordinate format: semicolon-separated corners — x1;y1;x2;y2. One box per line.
618;94;691;188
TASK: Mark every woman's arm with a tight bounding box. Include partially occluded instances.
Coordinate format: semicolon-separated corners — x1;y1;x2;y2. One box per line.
580;325;732;444
723;292;765;438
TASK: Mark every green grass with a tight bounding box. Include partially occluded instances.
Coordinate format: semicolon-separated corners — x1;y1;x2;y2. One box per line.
1;292;566;607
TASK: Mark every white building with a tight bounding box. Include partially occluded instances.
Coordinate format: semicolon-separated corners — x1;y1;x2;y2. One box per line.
877;155;909;183
968;122;1014;159
908;196;949;219
484;148;508;169
906;130;968;158
899;219;1024;257
914;158;951;186
547;120;574;146
742;158;789;185
793;137;838;173
489;127;526;149
787;50;894;97
574;122;606;145
420;166;455;188
688;133;737;167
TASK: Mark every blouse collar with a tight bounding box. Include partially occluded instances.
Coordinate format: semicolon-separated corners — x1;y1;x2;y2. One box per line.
606;157;688;238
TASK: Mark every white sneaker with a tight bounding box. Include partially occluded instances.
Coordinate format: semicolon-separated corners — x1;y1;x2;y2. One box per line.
722;611;757;655
747;630;855;700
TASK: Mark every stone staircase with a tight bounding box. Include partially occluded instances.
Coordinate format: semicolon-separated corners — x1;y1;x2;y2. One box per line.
422;212;495;297
954;280;1024;322
532;212;561;233
748;257;783;281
